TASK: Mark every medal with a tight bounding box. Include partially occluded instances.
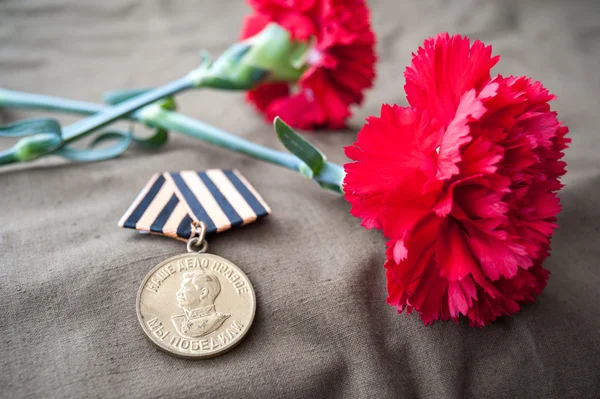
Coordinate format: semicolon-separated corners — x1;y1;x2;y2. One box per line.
137;222;256;359
118;170;270;358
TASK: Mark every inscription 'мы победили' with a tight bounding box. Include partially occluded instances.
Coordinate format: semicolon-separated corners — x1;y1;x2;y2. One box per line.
147;317;245;352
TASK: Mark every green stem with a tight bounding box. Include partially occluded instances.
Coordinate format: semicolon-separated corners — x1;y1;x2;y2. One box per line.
0;90;105;116
0;148;16;164
148;107;310;171
61;76;193;142
0;89;345;191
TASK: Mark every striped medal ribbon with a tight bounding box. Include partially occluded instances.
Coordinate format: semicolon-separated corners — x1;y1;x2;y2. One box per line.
122;170;265;359
119;169;271;240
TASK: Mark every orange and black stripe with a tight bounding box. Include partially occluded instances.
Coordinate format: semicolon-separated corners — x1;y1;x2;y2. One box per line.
118;170;271;240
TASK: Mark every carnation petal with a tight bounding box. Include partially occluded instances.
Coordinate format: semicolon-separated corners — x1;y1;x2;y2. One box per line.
246;83;290;113
463;221;533;281
392;239;408;263
240;13;271;39
436;218;480;282
436;89;486;180
458;134;504;177
448;281;469;318
404;33;499;125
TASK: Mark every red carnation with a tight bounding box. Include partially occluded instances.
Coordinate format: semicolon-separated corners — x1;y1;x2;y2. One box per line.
344;33;569;327
241;0;376;130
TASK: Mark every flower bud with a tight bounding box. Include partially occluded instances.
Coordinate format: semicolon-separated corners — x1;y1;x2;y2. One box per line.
14;133;63;162
191;23;310;90
242;23;309;83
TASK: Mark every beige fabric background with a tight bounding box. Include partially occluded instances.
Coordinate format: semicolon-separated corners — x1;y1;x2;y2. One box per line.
1;0;599;397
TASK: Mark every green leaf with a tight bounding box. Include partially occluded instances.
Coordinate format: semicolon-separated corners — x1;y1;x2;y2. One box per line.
314;162;345;194
298;163;314;179
198;50;211;66
244;23;308;83
0;118;61;137
289;36;315;69
197;43;269;90
273;117;326;174
2;118;64;161
103;89;173;149
102;88;152;105
14;133;63;162
248;69;270;86
103;89;177;111
229;42;252;64
57;129;132;162
133;128;169;149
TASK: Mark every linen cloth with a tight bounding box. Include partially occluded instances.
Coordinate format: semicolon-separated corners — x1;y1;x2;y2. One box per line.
1;0;599;397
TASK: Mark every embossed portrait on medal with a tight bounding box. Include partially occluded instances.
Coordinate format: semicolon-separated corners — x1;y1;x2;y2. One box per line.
171;270;230;338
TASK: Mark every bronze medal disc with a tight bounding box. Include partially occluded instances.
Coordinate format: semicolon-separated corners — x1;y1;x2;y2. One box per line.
137;253;256;359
